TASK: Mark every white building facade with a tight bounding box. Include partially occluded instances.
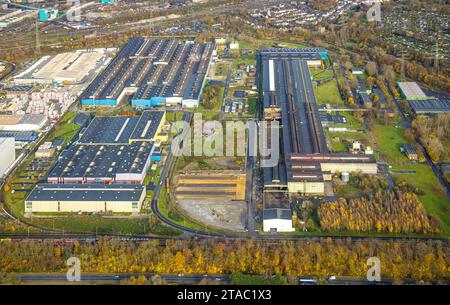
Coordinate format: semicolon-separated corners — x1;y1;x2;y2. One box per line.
0;137;15;177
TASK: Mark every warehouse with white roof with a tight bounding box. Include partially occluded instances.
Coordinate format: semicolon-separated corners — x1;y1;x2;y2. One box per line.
398;82;428;100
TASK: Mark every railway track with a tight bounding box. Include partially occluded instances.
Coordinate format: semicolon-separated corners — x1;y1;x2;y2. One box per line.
305;102;324;153
0;232;448;244
283;60;301;153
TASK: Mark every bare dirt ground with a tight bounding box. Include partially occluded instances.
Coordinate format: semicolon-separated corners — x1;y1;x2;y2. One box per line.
172;157;247;232
178;199;246;232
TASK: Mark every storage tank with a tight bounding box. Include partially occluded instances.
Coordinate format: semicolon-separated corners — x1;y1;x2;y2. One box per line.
341;172;350;183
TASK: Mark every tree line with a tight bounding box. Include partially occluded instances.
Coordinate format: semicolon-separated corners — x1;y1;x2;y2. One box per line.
318;191;443;234
412;114;450;162
0;237;449;282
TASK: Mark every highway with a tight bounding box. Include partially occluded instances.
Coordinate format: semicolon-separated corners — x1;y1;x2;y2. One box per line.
16;273;429;285
14;272;409;285
17;273;230;284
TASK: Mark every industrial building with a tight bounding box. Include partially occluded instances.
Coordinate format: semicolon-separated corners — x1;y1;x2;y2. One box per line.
13;49;112;85
48;142;156;184
260;48;377;194
286;153;377;194
47;110;166;184
263;209;294;232
398;82;428;100
0;9;36;29
263;192;294;232
81;38;215;108
0;137;15;178
0;130;38;147
78;111;167;145
3;86;33;98
401;144;418;160
175;170;246;201
72;112;92;128
259;47;327;61
259;48;378;231
25;184;145;213
409;98;450;114
0;113;47;131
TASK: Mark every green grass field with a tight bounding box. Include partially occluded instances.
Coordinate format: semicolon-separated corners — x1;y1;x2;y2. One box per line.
391;164;450;235
372;125;410;163
34;217;149;234
309;67;334;80
49;123;80;142
166;112;184;123
339;112;365;130
59;111;77;124
327;131;369;153
247;96;257;115
215;63;229;76
233;53;256;68
314;80;344;107
333;184;366;197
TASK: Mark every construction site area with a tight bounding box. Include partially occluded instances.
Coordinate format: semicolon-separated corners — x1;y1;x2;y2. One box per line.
172;169;247;232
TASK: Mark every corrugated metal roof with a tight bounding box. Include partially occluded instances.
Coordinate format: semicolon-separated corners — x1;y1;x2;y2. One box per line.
27;184;144;202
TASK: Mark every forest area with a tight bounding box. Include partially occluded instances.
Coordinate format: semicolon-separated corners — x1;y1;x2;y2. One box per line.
200;84;222;110
0;238;448;282
318;191;443;234
411;114;450;162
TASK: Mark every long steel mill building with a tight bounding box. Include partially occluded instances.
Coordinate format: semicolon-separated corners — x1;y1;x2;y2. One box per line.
259;48;377;231
81;38;215;108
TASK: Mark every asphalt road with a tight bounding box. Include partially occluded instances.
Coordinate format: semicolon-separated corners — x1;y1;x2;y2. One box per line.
218;68;232;121
0;61;16;81
16;273;413;285
245;121;257;236
17;273;230;284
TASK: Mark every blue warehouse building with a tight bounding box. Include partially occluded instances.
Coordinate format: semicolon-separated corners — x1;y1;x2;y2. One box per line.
82;38;215;109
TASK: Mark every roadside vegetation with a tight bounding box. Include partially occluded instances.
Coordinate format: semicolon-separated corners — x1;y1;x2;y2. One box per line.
0;237;448;282
230;272;286;285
